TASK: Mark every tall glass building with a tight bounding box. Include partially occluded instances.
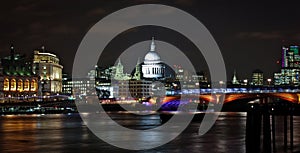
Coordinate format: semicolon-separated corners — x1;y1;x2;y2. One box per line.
274;45;300;86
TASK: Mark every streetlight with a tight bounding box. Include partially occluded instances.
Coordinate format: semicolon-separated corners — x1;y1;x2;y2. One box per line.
243;79;248;85
267;78;272;85
41;80;45;101
219;81;224;88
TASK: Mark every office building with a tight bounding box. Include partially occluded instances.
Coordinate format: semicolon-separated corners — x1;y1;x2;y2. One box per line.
275;45;300;86
251;69;264;86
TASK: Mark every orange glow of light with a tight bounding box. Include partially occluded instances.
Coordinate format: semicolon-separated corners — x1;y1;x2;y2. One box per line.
24;79;29;91
10;79;16;91
30;79;37;91
149;98;156;104
17;79;23;92
161;93;299;105
3;78;9;91
162;96;179;104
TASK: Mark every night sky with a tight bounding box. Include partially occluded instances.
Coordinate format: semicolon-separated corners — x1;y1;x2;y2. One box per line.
1;0;300;80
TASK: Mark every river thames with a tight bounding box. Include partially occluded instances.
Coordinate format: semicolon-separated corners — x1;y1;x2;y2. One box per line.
0;112;299;153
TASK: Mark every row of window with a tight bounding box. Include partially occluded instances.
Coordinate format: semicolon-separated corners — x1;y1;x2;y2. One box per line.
129;89;151;92
34;55;59;64
3;78;38;92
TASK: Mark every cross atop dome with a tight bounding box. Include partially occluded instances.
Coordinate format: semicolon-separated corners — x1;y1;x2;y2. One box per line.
150;37;155;51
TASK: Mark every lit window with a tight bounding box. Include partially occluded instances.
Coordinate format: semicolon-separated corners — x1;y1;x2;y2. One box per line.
24;79;30;91
17;79;23;92
3;78;9;91
10;79;16;91
31;79;37;91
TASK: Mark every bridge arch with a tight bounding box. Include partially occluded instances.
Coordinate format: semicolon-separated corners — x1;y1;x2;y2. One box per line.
163;93;300;105
222;93;300;104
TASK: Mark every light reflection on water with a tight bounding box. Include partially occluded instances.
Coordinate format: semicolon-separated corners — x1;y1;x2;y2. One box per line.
0;112;299;152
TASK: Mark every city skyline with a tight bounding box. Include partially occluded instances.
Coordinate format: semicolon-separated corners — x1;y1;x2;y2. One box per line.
1;1;300;79
1;41;299;83
1;2;300;152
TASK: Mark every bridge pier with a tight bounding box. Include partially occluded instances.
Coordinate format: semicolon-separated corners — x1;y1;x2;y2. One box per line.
290;112;294;150
263;104;271;153
246;97;287;153
297;94;300;104
284;112;287;151
271;113;276;152
259;97;272;104
246;103;261;153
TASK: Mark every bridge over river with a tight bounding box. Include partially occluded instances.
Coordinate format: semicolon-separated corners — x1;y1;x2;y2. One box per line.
164;88;300;104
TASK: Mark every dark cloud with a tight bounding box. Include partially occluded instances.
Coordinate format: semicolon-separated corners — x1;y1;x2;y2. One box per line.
0;0;300;79
86;8;107;17
174;0;195;6
50;24;78;34
236;31;283;40
14;3;37;12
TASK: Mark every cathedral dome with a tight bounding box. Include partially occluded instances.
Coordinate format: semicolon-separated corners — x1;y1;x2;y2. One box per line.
144;37;161;64
144;51;160;62
142;37;165;79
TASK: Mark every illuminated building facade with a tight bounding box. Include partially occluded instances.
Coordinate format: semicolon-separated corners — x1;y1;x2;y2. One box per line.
32;47;63;95
96;59;151;99
274;68;300;86
95;66;114;98
142;37;165;79
62;74;72;95
113;59;131;80
274;45;300;86
111;80;152;100
62;70;96;101
174;65;184;80
251;69;264;86
173;65;207;89
282;46;289;68
0;45;38;102
95;37;209;100
64;78;95;97
232;70;240;85
96;38;165;100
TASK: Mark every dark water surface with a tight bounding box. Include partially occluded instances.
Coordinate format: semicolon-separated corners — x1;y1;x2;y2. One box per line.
0;112;299;153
